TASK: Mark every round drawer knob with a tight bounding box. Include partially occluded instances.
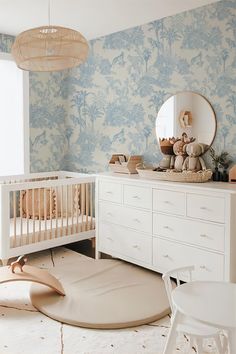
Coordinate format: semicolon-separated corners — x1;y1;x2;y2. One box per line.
200;265;206;270
163;254;169;258
133;218;140;223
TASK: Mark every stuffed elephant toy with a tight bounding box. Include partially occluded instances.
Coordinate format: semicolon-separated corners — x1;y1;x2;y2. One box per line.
182;143;206;171
172;133;195;171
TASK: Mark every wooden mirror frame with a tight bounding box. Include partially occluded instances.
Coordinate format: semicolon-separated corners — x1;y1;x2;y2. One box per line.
156;91;217;153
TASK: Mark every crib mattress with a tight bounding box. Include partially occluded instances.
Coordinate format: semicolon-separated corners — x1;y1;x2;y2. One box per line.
9;215;94;248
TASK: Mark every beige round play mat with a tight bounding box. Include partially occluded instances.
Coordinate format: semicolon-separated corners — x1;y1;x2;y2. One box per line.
30;258;170;329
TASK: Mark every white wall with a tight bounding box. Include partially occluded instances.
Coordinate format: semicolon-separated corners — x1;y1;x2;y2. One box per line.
0;53;29;176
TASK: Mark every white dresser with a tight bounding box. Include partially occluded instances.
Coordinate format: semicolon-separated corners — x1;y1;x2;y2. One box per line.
96;173;236;282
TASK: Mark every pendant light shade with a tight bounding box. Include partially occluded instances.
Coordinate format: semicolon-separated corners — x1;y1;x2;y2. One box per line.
11;25;89;72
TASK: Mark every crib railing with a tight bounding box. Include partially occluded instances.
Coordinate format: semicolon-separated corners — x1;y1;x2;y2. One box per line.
0;172;95;260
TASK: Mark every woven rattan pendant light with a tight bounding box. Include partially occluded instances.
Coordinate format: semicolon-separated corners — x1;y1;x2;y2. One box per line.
11;0;89;72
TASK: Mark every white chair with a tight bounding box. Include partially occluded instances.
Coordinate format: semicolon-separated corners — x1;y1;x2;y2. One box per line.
162;266;228;354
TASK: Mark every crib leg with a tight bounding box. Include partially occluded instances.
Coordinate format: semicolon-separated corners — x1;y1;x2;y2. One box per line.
91;237;96;248
1;259;8;266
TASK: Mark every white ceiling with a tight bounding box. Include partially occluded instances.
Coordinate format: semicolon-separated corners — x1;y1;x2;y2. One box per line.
0;0;220;40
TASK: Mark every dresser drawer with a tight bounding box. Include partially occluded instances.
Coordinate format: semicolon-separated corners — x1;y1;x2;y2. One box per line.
99;202;152;234
153;189;185;216
123;206;152;233
187;193;225;223
124;184;151;209
98;222;120;252
153;213;225;252
99;202;121;225
153;238;224;281
99;180;122;203
99;222;152;265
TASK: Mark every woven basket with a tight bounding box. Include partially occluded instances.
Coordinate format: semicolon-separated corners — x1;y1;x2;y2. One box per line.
136;164;212;183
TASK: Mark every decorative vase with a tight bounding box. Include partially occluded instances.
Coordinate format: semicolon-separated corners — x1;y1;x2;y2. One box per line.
212;167;222;181
221;169;229;182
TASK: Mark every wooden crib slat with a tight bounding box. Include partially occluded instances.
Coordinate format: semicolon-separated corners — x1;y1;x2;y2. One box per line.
20;190;23;246
26;190;29;244
76;184;79;233
61;185;63;237
32;188;35;243
50;187;53;239
44;188;47;240
90;183;93;229
55;187;58;238
38;188;41;242
86;183;89;231
66;185;69;235
71;184;74;235
81;184;85;232
13;191;16;248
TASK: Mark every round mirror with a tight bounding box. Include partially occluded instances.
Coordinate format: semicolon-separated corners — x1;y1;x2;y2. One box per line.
156;92;216;151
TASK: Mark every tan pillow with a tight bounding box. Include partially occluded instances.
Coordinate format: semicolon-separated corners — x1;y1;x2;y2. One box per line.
20;189;56;220
55;185;80;217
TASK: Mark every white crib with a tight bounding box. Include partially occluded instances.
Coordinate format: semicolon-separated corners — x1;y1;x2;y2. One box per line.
0;171;96;264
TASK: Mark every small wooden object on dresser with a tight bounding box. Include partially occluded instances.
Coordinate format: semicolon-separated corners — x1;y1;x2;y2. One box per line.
229;165;236;183
109;154;143;174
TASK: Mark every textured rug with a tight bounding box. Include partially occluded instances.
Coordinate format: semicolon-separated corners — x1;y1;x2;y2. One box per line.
0;248;218;354
30;257;170;328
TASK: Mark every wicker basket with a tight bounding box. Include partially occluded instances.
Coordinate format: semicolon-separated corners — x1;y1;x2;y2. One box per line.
109;155;143;174
136;164;212;183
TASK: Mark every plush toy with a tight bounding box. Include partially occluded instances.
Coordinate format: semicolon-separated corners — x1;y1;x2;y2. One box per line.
173;139;186;171
9;255;27;273
182;133;195;144
158;138;177;169
173;133;195;171
182;142;206;171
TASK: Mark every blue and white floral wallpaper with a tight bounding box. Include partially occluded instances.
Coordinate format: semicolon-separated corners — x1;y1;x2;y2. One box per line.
1;0;236;173
30;71;69;172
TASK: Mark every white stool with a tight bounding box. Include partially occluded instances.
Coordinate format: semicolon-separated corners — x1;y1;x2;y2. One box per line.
162;266;227;354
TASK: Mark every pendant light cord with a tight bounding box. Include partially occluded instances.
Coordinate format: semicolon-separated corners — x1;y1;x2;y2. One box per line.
48;0;51;26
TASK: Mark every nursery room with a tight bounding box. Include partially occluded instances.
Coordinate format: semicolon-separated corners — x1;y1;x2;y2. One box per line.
1;0;236;353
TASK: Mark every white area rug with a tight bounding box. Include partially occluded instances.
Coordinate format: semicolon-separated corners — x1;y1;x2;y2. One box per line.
0;248;218;354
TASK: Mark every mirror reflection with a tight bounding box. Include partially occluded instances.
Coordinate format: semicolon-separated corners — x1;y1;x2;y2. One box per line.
156;92;216;149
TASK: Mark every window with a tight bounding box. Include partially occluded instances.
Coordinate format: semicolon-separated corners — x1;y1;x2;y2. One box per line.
0;52;29;176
